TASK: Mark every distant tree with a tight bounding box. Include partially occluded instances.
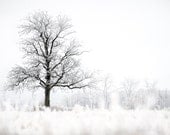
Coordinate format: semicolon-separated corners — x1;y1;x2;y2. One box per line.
120;79;139;109
8;11;93;107
102;76;113;109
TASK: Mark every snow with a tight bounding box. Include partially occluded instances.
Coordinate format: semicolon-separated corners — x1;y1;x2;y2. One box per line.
0;107;169;135
0;90;170;135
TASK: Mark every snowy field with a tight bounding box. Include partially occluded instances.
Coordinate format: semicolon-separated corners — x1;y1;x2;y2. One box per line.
0;107;170;135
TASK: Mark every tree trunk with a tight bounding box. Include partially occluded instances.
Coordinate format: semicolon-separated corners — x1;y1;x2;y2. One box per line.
45;88;50;107
44;39;51;107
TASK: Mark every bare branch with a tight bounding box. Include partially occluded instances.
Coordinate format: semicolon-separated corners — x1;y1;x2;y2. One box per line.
9;11;94;107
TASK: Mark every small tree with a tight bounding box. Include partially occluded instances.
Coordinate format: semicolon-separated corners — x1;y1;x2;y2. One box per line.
120;79;138;109
8;11;93;107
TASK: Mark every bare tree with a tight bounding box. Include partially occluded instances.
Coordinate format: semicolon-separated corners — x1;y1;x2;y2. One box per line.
102;75;113;109
120;79;139;109
8;11;93;107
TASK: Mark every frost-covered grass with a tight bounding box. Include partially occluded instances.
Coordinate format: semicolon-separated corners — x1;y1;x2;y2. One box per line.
0;91;170;135
0;107;169;135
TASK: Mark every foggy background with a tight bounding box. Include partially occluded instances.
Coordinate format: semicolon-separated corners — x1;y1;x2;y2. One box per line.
0;0;170;89
0;1;170;135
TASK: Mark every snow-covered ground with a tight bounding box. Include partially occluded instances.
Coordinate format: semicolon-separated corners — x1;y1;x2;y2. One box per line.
0;91;170;135
0;107;169;135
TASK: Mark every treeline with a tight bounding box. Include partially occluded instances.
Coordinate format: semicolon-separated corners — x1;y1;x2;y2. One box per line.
57;79;170;109
1;79;170;110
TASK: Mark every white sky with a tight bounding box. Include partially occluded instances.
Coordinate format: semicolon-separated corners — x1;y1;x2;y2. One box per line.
0;0;170;89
